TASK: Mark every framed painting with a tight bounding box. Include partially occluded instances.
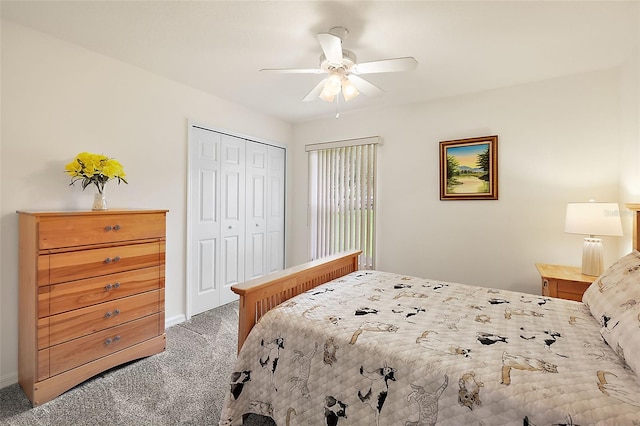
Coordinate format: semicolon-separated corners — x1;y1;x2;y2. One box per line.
439;135;498;200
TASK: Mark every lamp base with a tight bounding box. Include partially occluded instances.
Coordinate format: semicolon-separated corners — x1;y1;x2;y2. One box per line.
582;237;603;276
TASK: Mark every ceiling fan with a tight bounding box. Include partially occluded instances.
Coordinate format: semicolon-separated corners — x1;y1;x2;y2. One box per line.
260;27;418;103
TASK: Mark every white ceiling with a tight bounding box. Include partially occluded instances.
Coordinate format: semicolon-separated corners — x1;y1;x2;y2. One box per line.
2;1;638;123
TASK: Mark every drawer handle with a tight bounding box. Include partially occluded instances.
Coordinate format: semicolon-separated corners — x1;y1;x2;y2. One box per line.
104;224;122;232
114;224;121;231
104;282;121;291
104;256;121;264
105;335;121;345
104;309;121;318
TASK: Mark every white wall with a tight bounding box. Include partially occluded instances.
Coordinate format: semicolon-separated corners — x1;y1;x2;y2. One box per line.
291;68;633;295
619;45;640;250
0;21;292;388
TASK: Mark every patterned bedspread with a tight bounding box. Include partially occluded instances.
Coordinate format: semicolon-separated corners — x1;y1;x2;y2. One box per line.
220;271;640;425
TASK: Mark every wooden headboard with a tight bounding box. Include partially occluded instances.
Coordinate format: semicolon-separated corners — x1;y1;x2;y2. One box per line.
625;203;640;251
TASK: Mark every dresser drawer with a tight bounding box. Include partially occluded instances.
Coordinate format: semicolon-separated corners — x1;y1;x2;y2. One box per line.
44;266;163;316
42;291;161;347
38;213;166;250
47;313;161;377
47;242;162;285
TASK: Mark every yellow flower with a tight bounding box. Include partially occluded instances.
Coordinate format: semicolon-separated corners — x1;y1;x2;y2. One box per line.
65;152;128;193
64;159;83;177
101;159;125;179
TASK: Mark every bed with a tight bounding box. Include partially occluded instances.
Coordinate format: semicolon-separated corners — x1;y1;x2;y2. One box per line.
220;206;640;425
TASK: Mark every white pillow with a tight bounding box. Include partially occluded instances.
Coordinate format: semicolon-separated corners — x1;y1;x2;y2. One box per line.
582;250;640;375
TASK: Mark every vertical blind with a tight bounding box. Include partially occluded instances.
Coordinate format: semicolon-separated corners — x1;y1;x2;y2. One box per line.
307;137;380;270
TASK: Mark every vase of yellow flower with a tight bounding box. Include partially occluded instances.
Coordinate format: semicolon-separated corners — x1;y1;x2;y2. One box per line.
64;152;127;210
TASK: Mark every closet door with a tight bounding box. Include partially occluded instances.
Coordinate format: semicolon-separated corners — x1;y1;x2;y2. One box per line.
245;142;268;280
267;146;285;273
188;124;285;317
220;135;246;304
189;127;222;314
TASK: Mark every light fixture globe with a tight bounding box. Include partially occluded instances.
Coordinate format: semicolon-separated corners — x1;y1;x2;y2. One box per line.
341;77;359;101
324;74;342;96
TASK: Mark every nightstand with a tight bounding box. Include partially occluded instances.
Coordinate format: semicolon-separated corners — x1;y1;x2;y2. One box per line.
535;263;598;302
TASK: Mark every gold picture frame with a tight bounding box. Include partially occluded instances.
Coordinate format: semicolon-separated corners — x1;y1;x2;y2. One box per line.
439;135;498;200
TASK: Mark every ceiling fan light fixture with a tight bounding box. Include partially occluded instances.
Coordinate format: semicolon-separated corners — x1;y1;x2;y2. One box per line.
319;73;341;102
319;90;336;103
325;74;342;94
341;77;359;101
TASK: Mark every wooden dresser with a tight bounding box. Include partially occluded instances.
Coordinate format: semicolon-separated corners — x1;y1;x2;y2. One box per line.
17;209;168;406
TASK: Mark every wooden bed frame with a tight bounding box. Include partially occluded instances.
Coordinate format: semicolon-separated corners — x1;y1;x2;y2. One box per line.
628;203;640;251
231;249;361;351
232;205;640;352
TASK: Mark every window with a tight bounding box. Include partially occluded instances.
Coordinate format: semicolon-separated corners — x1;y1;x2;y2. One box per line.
307;137;381;269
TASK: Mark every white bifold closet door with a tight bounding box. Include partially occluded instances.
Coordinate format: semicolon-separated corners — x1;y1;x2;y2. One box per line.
220;134;245;305
245;142;286;280
189;125;285;316
266;146;285;274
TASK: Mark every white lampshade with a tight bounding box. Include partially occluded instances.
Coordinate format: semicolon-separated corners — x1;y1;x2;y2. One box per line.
564;202;623;237
564;201;623;276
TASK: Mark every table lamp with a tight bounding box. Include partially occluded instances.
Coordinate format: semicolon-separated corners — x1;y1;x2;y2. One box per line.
564;201;623;276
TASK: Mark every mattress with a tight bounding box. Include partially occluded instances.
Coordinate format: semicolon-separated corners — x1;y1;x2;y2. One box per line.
220;270;640;425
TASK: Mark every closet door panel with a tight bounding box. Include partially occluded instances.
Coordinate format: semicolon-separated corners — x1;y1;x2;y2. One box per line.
189;127;221;314
220;135;245;304
267;146;285;273
245;142;268;280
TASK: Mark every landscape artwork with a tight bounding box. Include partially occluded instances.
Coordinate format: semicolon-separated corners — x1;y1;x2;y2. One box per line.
439;135;498;200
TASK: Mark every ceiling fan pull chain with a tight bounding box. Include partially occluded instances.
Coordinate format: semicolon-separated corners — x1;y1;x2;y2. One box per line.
335;94;340;119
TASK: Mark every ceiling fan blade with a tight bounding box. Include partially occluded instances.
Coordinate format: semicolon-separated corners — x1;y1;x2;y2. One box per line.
348;75;384;97
353;57;418;74
303;79;327;102
260;68;323;74
317;32;343;64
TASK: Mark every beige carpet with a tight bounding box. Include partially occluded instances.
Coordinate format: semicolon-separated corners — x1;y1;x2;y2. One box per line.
0;301;271;425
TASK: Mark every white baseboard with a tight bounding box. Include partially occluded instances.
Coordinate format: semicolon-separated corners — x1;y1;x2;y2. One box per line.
1;371;18;390
165;314;186;329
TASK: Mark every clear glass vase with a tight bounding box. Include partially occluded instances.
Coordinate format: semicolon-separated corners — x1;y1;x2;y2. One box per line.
92;191;108;211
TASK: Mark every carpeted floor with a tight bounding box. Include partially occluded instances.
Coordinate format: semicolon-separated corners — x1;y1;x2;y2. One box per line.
0;301;271;426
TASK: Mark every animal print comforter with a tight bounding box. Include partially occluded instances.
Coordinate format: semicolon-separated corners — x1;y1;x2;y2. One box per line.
219;271;640;425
